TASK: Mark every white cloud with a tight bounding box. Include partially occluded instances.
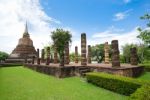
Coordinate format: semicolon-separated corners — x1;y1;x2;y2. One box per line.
91;26;141;53
113;9;132;21
0;0;60;54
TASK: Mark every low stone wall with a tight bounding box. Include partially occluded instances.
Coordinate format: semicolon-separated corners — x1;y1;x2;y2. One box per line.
93;66;144;77
24;64;144;78
24;64;75;78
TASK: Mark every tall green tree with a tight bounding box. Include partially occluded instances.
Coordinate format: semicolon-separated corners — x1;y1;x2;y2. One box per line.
51;29;72;66
69;52;75;62
0;51;9;62
121;44;137;63
69;52;81;62
137;14;150;63
91;44;104;63
137;13;150;46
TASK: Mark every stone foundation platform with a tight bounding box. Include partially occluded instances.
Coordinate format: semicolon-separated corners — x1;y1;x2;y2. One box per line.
24;63;143;78
89;64;144;77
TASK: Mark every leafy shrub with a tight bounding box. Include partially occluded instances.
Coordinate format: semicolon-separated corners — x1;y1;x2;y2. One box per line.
0;63;22;67
0;51;8;61
86;72;147;96
129;84;150;100
139;63;150;72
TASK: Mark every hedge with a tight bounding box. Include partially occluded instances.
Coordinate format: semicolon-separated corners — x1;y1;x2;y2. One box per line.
139;64;150;72
86;72;148;96
129;85;150;100
0;63;22;67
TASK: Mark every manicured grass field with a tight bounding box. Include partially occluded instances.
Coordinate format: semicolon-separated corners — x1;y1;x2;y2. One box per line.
0;66;128;100
137;72;150;80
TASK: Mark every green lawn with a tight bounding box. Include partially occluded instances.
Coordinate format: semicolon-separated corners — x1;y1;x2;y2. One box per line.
0;66;128;100
137;72;150;80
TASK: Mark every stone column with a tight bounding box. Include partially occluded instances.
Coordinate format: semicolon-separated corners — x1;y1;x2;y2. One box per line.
46;47;50;65
41;49;45;63
54;47;58;64
65;42;70;64
111;40;120;67
37;58;41;65
81;33;87;66
36;48;40;64
104;42;109;64
75;46;78;63
32;56;35;64
37;48;39;58
130;47;138;65
88;45;91;64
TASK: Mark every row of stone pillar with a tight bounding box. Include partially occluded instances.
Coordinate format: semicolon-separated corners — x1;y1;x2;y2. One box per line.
32;44;70;65
79;33;138;67
33;33;138;67
105;40;138;67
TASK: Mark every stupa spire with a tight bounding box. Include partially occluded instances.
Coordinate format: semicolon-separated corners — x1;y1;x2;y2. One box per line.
23;22;30;37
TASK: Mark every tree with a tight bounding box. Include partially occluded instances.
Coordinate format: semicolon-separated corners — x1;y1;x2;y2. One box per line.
51;29;72;66
0;51;9;62
137;14;150;63
69;52;75;62
121;43;150;63
69;52;81;62
91;44;104;63
121;44;137;63
137;13;150;46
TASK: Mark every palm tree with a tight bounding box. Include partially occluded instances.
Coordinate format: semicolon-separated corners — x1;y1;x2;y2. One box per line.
51;29;72;66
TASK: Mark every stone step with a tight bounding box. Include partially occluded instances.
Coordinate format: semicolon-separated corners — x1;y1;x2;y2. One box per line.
78;68;91;77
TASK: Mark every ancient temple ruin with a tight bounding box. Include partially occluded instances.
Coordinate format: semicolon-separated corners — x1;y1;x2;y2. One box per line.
130;47;138;65
81;33;87;65
5;23;37;63
104;42;109;64
111;40;120;67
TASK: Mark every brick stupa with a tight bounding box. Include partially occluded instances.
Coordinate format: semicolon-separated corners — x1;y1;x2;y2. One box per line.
5;23;37;63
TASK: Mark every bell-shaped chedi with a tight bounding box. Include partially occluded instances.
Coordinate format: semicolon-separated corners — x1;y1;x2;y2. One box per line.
5;23;37;63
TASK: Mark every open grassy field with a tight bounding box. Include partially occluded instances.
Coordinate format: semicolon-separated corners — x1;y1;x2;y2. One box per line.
0;66;128;100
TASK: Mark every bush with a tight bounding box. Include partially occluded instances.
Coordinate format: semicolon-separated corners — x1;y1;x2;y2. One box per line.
139;63;150;72
0;63;22;67
86;72;147;96
129;85;150;100
0;51;9;61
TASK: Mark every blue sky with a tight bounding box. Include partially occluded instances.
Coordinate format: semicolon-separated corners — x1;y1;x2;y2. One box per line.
0;0;149;53
40;0;149;33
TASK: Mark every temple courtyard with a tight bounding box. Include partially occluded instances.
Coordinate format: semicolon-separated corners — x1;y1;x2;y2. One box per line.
1;66;150;100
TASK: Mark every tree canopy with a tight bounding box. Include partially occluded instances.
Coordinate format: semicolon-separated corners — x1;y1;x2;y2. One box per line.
137;13;150;46
91;44;105;63
0;51;9;62
51;28;72;66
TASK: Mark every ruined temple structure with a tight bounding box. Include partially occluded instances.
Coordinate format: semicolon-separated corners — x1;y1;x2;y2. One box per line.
130;47;138;65
64;42;70;64
104;42;109;64
36;48;40;65
5;23;37;63
87;45;91;63
54;46;58;64
75;46;78;63
111;40;120;67
46;47;50;65
81;33;87;65
41;49;45;63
